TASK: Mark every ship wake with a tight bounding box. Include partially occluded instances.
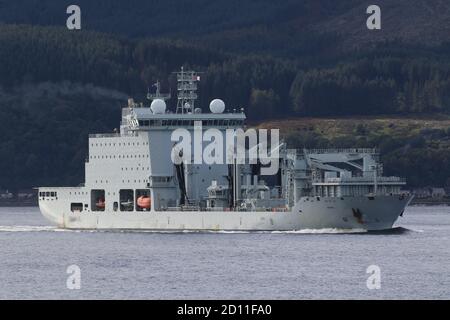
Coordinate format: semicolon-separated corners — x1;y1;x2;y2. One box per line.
0;226;419;234
0;225;72;232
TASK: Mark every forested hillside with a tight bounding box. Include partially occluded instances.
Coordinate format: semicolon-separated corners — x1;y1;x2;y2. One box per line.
2;25;450;118
0;0;450;190
1;0;450;55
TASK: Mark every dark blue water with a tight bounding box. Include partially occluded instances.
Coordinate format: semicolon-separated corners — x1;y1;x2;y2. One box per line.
0;206;449;299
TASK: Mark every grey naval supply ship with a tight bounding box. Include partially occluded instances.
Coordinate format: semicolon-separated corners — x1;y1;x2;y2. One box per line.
39;68;413;231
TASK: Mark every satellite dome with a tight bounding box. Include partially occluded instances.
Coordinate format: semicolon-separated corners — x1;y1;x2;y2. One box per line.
194;108;202;114
150;99;166;114
210;99;225;114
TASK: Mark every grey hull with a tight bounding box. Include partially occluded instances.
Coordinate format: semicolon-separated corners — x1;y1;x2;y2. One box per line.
39;195;412;231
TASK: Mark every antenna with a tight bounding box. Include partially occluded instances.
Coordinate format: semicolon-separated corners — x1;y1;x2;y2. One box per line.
174;67;202;114
146;80;171;102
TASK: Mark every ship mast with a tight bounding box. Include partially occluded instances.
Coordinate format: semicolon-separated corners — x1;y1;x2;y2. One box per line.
175;67;200;114
147;80;171;102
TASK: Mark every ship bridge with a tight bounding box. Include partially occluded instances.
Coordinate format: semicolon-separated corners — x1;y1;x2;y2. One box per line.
125;108;246;130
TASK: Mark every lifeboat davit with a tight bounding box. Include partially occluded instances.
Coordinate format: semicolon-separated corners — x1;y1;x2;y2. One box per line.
137;196;151;209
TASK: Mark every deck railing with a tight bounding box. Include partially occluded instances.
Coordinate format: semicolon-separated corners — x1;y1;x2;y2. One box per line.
305;148;378;154
88;133;121;138
313;176;406;184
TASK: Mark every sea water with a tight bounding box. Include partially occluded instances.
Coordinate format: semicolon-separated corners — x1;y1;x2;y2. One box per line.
0;206;448;299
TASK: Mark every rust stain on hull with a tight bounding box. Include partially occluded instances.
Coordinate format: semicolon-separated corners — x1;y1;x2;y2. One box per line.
352;208;365;224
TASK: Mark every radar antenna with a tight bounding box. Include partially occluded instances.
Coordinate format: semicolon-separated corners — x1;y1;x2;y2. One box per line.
174;67;201;114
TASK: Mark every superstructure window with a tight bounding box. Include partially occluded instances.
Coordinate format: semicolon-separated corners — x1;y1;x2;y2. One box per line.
136;189;151;211
70;203;83;212
91;189;105;211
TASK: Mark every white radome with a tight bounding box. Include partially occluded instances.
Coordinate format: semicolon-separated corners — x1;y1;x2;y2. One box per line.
210;99;225;113
151;99;166;114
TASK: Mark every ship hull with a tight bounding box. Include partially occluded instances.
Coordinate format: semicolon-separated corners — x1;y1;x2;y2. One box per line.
39;195;412;231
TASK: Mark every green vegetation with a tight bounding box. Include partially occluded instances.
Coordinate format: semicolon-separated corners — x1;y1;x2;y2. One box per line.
259;117;450;188
1;0;450;190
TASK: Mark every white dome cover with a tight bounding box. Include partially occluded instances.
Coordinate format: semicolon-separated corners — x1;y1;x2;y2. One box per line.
209;99;225;113
151;99;166;114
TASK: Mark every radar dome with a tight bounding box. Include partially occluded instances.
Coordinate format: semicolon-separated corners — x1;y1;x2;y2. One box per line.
209;99;225;114
151;99;166;114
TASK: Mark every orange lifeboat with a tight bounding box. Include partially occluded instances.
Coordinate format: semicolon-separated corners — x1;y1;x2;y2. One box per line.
137;196;151;209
